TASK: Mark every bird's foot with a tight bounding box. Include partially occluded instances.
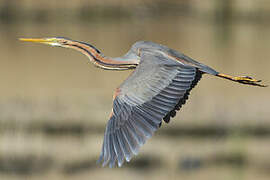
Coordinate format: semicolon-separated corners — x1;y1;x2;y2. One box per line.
232;76;267;87
217;73;267;87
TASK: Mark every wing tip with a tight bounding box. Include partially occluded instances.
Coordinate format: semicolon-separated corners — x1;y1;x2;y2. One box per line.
97;130;153;167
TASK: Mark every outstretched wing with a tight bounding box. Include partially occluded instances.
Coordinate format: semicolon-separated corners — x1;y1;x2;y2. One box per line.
98;49;203;167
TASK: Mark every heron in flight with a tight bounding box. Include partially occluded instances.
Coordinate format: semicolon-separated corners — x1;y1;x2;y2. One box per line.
20;37;266;167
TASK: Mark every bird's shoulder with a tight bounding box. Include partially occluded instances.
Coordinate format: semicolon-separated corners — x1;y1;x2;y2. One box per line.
131;41;186;63
131;41;171;52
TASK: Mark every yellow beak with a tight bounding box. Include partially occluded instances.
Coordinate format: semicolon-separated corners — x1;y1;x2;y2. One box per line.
19;38;51;43
19;38;60;46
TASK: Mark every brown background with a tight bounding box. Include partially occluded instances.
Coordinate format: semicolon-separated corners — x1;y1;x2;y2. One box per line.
0;0;270;180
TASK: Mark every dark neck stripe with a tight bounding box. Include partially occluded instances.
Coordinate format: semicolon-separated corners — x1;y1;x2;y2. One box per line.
76;41;101;54
71;44;136;68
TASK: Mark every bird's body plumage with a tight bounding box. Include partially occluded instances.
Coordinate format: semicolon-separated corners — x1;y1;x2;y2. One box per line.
98;48;205;167
19;37;266;168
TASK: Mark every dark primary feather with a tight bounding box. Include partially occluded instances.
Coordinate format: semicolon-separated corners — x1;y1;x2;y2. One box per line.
98;49;205;167
163;70;203;123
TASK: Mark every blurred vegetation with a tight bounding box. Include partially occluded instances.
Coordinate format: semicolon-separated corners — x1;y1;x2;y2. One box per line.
1;0;270;24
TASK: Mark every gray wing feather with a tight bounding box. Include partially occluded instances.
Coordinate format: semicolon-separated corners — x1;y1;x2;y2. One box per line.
98;49;200;167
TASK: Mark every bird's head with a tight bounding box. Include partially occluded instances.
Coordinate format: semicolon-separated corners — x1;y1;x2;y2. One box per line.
19;37;73;48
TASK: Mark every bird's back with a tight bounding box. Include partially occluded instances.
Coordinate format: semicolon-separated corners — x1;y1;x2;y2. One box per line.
130;41;218;75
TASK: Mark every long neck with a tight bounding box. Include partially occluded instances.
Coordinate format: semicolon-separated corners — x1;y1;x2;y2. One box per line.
68;41;138;70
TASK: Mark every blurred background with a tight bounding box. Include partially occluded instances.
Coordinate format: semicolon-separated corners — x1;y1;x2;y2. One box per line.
0;0;270;179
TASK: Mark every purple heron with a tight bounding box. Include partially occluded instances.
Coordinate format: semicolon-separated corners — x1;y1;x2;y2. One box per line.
20;37;266;167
